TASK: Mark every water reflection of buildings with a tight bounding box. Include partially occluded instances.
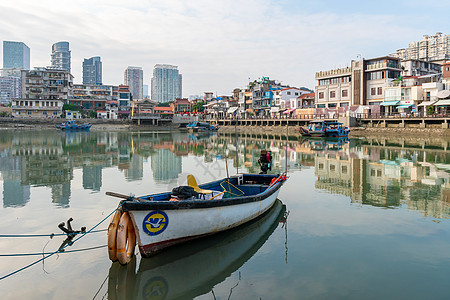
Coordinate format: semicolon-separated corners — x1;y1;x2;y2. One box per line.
1;156;30;207
151;148;182;181
314;139;450;219
83;166;102;191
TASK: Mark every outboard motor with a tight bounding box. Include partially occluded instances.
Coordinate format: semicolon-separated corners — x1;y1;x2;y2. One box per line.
258;150;272;174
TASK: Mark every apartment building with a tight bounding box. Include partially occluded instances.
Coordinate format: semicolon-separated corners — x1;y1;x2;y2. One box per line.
315;56;402;113
391;33;450;63
124;66;143;100
151;64;182;102
82;57;102;85
12;67;73;118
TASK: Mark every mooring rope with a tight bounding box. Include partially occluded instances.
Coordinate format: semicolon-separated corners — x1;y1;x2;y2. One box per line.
0;229;107;238
0;245;107;257
0;204;122;281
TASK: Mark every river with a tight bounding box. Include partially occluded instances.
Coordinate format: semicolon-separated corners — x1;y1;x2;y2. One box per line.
0;130;449;299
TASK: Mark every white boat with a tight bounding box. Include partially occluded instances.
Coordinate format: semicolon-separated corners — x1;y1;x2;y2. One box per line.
107;173;287;264
107;199;286;299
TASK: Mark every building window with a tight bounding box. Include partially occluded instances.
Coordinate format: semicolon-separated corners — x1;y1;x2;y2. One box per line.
295;92;298;96
328;103;337;108
27;111;32;115
377;87;383;95
342;90;348;97
330;91;336;98
340;102;349;107
287;92;291;95
319;92;324;99
371;88;376;96
317;104;326;108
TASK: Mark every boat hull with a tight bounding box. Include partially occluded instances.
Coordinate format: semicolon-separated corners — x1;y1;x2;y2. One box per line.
127;182;282;257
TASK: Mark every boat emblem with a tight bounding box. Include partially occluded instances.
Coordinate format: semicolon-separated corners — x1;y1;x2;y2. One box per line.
143;211;169;236
143;276;168;300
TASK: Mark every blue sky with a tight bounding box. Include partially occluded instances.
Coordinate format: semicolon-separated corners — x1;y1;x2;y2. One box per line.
0;0;448;97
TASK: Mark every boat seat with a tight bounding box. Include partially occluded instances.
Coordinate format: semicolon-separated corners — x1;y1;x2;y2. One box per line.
187;175;213;195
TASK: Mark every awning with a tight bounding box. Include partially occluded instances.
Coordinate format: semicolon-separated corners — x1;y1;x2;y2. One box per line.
227;107;238;114
283;108;295;114
380;101;400;106
437;90;450;99
270;107;279;113
417;100;437;107
434;99;450;106
397;104;413;109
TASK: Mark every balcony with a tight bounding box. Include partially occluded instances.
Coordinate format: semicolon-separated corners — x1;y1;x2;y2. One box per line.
366;62;401;71
316;67;351;79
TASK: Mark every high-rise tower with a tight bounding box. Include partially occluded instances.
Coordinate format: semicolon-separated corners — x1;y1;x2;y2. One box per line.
151;64;182;102
51;41;71;72
83;56;102;85
124;66;143;100
3;41;30;69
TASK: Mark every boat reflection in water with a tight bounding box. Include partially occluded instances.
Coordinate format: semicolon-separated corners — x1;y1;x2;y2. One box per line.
300;137;349;152
108;199;286;300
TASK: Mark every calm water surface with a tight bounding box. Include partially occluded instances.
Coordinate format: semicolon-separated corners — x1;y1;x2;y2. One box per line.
0;130;449;299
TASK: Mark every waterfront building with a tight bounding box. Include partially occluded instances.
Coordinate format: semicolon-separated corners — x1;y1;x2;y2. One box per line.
292;93;315;117
249;77;289;117
272;87;310;115
315;56;402;116
70;84;118;114
391;33;450;63
11;67;73;118
401;59;442;76
82;56;102;85
72;84;117;100
204;92;214;102
51;41;71;72
151;64;182;102
173;98;191;113
124;66;143;100
3;41;30;70
117;85;131;118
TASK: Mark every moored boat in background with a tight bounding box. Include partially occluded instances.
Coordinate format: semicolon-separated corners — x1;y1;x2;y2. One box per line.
299;120;349;138
56;120;92;131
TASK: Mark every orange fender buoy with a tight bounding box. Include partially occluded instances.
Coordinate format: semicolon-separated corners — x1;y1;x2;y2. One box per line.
107;210;122;262
116;212;136;265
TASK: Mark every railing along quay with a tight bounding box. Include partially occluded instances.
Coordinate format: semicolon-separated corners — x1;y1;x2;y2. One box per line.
206;112;450;129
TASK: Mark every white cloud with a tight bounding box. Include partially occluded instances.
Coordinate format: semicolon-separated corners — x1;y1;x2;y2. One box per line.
0;0;445;96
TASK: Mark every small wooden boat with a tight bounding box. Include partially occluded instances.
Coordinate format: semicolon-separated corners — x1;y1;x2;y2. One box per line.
107;173;287;264
107;199;286;299
56;120;92;131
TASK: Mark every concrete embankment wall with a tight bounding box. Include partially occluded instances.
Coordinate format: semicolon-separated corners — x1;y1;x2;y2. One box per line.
218;124;450;138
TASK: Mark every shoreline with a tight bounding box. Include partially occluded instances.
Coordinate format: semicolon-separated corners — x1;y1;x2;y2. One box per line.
1;118;449;137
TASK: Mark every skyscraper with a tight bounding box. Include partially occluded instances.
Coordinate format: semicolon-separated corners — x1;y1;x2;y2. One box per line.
124;66;143;100
82;56;102;85
151;64;182;102
51;41;71;72
3;41;30;69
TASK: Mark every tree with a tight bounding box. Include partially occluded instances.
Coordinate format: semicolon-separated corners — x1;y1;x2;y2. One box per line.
192;101;206;112
157;101;173;107
89;110;97;118
63;103;81;111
